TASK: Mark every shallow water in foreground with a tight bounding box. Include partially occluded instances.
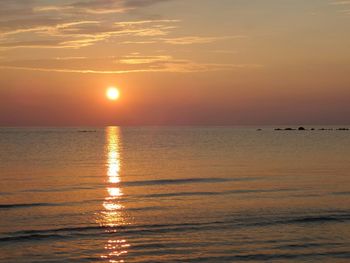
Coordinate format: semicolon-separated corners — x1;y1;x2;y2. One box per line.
0;127;350;262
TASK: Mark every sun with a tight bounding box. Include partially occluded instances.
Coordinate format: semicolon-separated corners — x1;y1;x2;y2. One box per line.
106;87;120;101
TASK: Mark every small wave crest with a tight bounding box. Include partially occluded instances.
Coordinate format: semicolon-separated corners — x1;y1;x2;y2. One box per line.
141;188;294;198
122;177;232;187
2;211;349;243
0;203;57;209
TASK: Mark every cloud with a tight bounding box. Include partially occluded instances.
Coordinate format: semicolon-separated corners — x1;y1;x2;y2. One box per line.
0;1;242;51
0;0;177;34
31;0;171;16
0;55;263;74
0;40;63;49
0;17;64;33
119;55;173;64
119;35;245;46
65;0;130;14
0;19;179;49
160;35;247;45
124;0;170;7
0;1;254;74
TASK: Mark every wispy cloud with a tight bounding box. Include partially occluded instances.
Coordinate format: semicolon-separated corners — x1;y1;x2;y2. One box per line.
120;35;245;45
0;1;254;74
0;1;240;51
27;0;171;16
0;19;179;49
29;0;172;15
160;35;247;45
0;55;263;74
119;55;173;64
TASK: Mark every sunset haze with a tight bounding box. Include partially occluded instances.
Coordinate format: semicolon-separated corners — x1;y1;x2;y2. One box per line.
1;0;350;126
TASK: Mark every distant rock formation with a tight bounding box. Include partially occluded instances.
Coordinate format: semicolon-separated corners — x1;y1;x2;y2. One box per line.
273;127;349;131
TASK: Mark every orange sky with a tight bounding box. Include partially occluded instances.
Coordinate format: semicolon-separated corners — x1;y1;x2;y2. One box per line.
0;0;350;126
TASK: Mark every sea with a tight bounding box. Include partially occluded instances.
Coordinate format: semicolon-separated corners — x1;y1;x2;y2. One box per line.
0;127;349;262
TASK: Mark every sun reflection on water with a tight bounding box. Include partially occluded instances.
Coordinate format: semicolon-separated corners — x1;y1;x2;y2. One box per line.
107;128;121;184
99;126;129;262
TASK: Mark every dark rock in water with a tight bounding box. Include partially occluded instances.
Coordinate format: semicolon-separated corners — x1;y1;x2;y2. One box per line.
319;128;333;131
337;128;349;131
257;129;262;131
78;130;96;133
274;127;308;131
311;128;315;130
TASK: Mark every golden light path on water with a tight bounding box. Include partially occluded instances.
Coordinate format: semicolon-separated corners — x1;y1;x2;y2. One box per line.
99;127;130;262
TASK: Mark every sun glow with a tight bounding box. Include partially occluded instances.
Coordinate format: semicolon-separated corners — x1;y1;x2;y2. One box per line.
106;87;120;101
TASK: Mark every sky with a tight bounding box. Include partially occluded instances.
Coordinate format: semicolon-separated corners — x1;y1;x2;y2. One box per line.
0;0;349;126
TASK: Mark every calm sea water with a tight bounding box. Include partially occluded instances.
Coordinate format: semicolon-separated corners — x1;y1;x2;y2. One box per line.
0;127;349;262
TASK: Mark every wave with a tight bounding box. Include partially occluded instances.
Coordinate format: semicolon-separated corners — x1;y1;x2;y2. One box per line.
181;251;350;262
19;177;263;194
250;214;350;227
19;177;250;193
145;191;220;198
0;203;58;209
2;212;349;243
0;200;97;210
225;188;295;194
286;215;350;224
276;241;343;250
21;186;98;193
121;177;232;187
0;233;67;242
126;206;168;212
142;188;294;198
121;176;261;187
